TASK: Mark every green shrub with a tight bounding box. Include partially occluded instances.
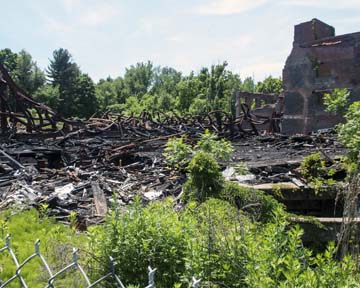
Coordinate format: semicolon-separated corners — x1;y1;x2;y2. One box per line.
220;181;282;222
300;152;326;180
89;197;196;288
163;130;234;169
90;198;253;288
183;198;251;287
91;198;360;288
234;162;249;175
323;88;349;114
338;101;360;157
245;210;360;288
299;152;336;193
184;151;225;202
194;129;234;161
163;136;192;169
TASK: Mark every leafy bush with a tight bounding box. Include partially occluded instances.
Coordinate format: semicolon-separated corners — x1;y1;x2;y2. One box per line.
90;198;254;287
234;161;249;175
89;197;195;288
299;152;336;193
245;210;360;287
194;129;234;161
91;198;360;288
183;198;251;287
338;101;360;157
300;152;326;180
163;136;192;169
163;130;233;169
184;151;225;202
323;88;349;114
220;181;282;222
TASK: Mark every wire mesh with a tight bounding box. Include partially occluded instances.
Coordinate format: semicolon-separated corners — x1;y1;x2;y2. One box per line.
0;234;200;288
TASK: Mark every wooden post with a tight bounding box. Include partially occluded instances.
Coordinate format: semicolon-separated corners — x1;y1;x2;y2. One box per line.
0;80;8;134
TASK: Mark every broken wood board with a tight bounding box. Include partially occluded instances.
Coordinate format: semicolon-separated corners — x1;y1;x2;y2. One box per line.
91;182;108;217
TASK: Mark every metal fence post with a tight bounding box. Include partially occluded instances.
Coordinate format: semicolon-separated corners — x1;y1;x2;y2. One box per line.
192;277;201;288
145;266;156;288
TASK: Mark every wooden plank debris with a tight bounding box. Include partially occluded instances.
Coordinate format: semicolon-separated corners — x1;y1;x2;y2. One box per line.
92;181;108;217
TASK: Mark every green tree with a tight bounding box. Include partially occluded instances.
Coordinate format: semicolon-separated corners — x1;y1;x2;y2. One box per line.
120;96;143;115
47;48;80;87
15;50;45;94
96;78;118;112
47;48;80;117
14;49;32;92
207;61;228;110
74;73;97;118
223;71;241;114
0;48;17;73
157;91;175;111
337;101;360;156
176;77;201;113
189;98;210;114
139;93;158;113
255;76;283;94
33;84;60;110
123;61;154;99
151;66;181;95
241;76;255;92
31;65;46;94
112;77;126;103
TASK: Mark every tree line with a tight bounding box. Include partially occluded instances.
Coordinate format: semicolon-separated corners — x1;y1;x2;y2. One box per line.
0;48;282;118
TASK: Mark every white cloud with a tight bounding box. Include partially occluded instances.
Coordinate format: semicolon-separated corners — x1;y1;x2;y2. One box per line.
79;4;119;26
169;34;184;43
133;16;171;38
44;1;119;33
332;17;360;25
138;18;156;34
239;62;284;80
279;0;360;9
44;16;73;33
196;0;268;15
233;35;253;47
63;0;82;13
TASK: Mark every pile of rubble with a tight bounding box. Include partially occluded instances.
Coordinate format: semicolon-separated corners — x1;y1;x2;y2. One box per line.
0;130;185;227
0;126;347;226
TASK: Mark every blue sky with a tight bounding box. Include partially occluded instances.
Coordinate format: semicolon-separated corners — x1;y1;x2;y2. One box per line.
1;0;359;82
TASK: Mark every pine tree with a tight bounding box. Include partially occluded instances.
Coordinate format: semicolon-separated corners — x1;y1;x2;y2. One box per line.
47;48;80;117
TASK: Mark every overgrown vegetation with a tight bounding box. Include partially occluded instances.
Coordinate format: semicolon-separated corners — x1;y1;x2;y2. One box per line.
1;55;360;287
2;131;360;287
299;152;336;193
184;151;225;202
89;197;360;287
2;201;360;287
338;101;360;159
220;182;281;222
323;88;349;114
164;131;277;218
164;129;233;170
322;88;360;257
163;136;192;169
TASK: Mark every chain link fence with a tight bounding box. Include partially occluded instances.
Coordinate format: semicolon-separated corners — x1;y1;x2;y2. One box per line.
0;235;201;288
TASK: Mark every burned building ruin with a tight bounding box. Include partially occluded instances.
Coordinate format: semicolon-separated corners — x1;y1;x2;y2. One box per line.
282;18;360;134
